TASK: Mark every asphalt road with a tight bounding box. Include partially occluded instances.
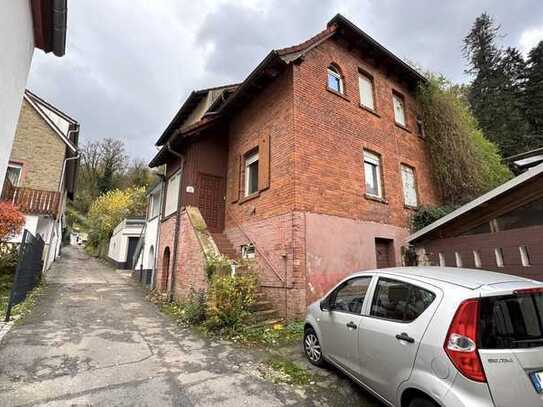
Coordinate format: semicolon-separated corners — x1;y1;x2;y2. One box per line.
0;246;379;407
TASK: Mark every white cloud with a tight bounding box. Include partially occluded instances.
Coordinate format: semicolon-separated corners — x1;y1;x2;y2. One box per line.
519;26;543;57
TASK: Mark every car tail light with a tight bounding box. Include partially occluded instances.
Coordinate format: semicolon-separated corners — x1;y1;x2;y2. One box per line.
444;299;486;382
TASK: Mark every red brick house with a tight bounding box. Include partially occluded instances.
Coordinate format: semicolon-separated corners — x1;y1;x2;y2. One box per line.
149;14;440;318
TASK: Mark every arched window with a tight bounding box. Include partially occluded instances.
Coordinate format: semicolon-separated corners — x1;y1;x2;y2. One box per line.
327;64;343;94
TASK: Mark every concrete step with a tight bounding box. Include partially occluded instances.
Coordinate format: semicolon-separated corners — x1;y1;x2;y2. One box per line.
252;308;279;322
248;300;274;312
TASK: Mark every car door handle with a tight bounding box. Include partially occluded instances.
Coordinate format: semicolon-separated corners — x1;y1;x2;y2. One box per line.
346;321;357;329
395;333;415;343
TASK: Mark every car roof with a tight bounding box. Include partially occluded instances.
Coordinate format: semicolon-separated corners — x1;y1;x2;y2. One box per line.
354;267;538;290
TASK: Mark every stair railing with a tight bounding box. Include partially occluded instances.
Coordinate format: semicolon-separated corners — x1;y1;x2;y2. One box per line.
225;207;285;285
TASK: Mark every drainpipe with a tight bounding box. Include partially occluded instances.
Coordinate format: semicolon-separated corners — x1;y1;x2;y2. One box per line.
166;141;184;301
57;126;81;193
151;174;165;289
52;0;68;57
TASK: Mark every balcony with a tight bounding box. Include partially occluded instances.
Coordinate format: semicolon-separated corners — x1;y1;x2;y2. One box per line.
1;178;61;218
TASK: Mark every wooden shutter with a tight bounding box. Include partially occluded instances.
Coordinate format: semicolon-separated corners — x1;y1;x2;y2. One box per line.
258;134;270;191
230;155;241;203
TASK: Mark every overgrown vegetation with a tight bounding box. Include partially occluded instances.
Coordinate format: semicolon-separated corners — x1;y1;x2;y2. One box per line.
417;76;512;206
204;252;233;279
411;205;456;232
85;186;146;256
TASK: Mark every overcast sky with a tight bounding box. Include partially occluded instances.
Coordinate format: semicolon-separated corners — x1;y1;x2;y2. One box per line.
28;0;543;162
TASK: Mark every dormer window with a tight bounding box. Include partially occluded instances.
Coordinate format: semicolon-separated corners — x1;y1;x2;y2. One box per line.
327;65;343;94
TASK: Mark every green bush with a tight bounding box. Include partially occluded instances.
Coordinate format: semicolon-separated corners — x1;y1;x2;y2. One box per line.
411;205;456;232
204;252;233;279
204;273;258;332
0;244;19;276
182;289;208;325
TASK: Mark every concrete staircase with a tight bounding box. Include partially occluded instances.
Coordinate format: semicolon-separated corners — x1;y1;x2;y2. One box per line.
210;232;282;326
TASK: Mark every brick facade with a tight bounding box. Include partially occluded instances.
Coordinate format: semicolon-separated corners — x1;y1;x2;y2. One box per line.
10;99;66;191
155;27;440;318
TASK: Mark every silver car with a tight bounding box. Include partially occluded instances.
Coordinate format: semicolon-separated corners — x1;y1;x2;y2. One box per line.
304;267;543;407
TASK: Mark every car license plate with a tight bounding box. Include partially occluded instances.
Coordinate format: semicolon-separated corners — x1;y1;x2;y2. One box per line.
530;371;543;393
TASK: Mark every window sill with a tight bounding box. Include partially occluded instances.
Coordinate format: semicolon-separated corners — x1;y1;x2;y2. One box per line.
239;192;260;204
326;87;350;101
359;104;380;117
161;211;177;222
364;194;388;204
404;204;418;211
395;122;411;133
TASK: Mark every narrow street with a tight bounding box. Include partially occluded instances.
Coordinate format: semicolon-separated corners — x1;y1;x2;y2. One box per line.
0;246;374;407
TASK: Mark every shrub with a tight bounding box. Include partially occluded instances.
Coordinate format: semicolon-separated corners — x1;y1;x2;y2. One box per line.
86;187;146;254
204;252;233;279
0;202;25;242
205;273;258;331
182;289;208;325
0;243;19;276
411;205;456;232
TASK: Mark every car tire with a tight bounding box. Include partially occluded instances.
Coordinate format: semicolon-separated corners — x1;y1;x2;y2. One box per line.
304;327;325;367
408;397;438;407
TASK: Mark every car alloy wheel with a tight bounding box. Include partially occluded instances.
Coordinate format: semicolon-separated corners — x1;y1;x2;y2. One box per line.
304;328;324;366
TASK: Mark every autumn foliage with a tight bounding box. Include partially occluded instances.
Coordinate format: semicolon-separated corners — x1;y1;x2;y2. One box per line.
0;202;25;242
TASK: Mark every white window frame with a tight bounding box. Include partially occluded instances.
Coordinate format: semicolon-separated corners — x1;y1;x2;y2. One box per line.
358;72;375;110
6;163;22;186
401;165;418;208
241;244;256;259
363;151;382;198
244;152;259;197
393;93;406;126
327;66;343;94
164;172;181;217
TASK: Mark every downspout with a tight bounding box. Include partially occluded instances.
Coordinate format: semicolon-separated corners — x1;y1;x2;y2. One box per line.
151;174;165;289
166;141;184;301
52;0;67;57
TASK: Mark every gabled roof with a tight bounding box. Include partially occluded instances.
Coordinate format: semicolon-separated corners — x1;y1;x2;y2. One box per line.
155;84;238;147
407;162;543;243
150;13;427;166
24;89;79;153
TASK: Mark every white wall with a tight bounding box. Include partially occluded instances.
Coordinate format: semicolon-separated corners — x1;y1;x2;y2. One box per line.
0;1;35;186
108;225;143;263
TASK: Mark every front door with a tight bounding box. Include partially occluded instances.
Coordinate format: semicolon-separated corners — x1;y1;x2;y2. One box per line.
198;173;225;232
126;237;139;269
357;276;440;404
319;276;373;375
375;238;394;268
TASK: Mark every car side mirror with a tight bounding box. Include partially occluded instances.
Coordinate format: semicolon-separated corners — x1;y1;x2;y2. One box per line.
320;298;330;312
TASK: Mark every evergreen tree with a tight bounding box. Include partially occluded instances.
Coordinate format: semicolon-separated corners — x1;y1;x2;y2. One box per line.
464;13;530;156
524;41;543;146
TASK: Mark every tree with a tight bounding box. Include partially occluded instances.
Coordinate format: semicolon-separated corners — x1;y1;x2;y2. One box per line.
524;41;543;144
122;159;155;189
464;13;530;156
417;76;512;206
85;187;146;255
96;138;127;195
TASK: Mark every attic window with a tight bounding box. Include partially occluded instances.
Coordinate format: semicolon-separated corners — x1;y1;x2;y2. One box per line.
327;65;343;94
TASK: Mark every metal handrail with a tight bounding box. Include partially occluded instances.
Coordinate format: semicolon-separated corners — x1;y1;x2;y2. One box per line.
225;207;285;284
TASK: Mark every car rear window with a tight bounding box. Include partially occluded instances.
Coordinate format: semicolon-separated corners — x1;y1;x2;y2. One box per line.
479;293;543;349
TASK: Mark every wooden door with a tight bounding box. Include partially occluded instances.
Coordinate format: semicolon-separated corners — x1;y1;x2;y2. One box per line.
198;173;225;232
375;238;394;268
